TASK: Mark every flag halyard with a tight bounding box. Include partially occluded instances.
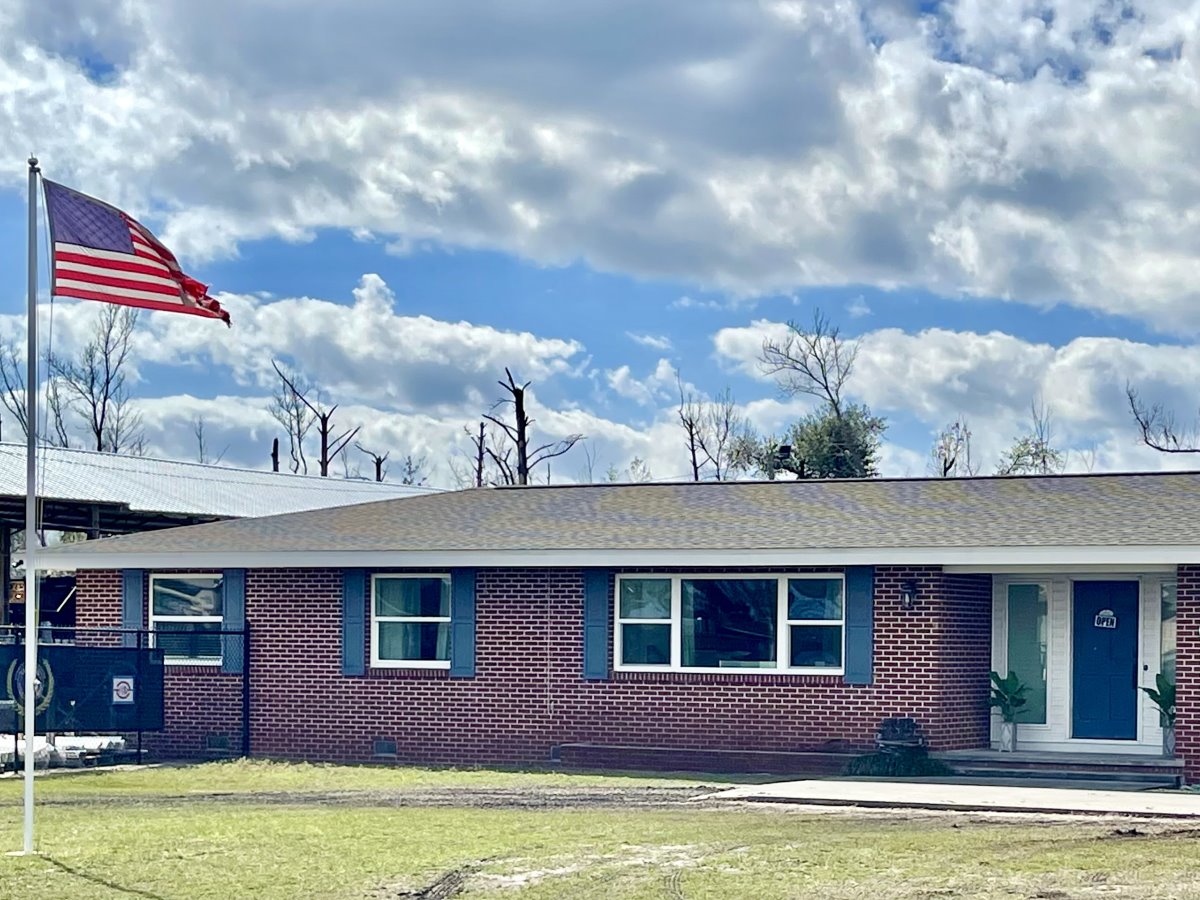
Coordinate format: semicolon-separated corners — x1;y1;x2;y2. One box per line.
42;179;230;325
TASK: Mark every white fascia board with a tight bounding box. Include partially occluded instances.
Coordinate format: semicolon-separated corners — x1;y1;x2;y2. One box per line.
35;544;1200;571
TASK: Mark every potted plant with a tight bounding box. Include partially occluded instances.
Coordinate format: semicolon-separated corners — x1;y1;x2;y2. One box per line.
989;671;1029;752
1142;673;1177;757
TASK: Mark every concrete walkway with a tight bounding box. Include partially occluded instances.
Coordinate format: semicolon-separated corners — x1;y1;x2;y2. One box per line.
709;780;1200;819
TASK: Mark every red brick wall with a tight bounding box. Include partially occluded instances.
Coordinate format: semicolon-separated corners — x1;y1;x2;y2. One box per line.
74;565;994;766
932;572;994;749
1176;566;1199;782
74;568;244;758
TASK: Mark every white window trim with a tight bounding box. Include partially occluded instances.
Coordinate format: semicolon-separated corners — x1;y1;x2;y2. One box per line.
370;573;452;669
614;573;846;675
149;572;224;667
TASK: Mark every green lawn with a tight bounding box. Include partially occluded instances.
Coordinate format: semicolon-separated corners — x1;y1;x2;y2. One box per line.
1;761;1198;899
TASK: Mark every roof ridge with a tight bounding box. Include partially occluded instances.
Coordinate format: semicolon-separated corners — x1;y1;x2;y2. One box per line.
495;469;1200;489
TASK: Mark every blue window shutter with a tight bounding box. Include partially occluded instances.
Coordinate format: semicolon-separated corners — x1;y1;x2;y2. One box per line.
221;569;246;674
121;569;144;649
449;568;477;678
583;569;611;680
844;566;874;685
342;569;366;676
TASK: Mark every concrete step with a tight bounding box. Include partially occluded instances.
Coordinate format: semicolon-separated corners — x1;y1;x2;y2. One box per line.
954;766;1181;787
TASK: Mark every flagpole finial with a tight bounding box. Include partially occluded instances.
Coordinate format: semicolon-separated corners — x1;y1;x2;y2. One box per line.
27;156;38;171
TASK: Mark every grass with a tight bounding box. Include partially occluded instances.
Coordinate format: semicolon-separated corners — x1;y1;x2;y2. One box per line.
0;758;766;798
0;760;1197;898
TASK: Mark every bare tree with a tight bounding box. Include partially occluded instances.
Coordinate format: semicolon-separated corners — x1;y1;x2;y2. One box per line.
397;453;429;486
1127;383;1200;455
355;442;390;482
579;441;601;482
695;387;752;481
482;369;582;485
0;340;28;440
604;456;654;483
469;421;486;487
997;401;1066;475
193;416;227;465
50;306;144;453
760;308;858;417
448;422;490;488
46;376;71;448
269;362;315;473
677;375;704;481
270;360;361;476
930;418;978;477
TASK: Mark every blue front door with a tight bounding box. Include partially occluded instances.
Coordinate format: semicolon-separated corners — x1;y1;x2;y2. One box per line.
1072;581;1139;740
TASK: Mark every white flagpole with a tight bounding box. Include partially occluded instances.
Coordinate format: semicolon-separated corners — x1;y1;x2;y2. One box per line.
22;155;40;855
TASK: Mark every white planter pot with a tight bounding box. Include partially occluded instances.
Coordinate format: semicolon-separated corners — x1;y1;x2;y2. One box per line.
1163;725;1176;758
998;721;1016;753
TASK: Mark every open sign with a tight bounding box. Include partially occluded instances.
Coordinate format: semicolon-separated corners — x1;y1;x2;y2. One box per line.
1094;609;1118;630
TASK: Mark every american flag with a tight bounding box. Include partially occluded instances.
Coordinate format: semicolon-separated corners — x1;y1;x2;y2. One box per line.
42;179;230;325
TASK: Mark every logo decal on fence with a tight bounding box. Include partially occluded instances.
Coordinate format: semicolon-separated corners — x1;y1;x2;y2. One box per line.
112;676;135;705
1094;608;1118;630
5;658;55;716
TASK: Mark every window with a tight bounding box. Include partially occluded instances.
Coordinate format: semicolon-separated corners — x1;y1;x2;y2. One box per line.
150;574;224;665
372;575;451;667
617;579;672;665
615;574;844;674
1162;581;1177;684
1006;583;1048;724
788;578;844;669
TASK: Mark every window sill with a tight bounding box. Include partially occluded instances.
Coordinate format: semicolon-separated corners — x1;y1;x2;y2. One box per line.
612;669;847;685
366;666;450;680
370;660;451;669
615;665;844;676
164;658;222;667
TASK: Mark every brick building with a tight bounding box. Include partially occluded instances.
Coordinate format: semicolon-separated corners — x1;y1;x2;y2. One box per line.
39;474;1199;780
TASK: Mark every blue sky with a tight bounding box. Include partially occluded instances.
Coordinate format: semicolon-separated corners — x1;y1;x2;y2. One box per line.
1;1;1199;484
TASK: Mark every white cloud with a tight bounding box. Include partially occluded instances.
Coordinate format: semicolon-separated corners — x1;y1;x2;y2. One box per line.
847;296;871;318
605;358;678;408
6;2;1200;327
670;296;724;311
134;274;583;415
626;332;673;351
714;319;1200;475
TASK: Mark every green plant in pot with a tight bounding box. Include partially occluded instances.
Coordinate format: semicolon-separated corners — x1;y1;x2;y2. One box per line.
1142;673;1177;757
989;671;1029;752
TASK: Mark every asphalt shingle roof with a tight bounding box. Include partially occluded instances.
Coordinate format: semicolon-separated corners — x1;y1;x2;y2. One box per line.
39;471;1200;561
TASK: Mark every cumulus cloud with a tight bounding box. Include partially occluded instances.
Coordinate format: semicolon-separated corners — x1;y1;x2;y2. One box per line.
626;332;673;351
4;2;1200;326
133;274;583;414
714;319;1200;474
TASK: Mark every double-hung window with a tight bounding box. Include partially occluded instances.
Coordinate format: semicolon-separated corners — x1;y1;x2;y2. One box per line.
372;575;451;668
615;574;844;674
150;574;224;665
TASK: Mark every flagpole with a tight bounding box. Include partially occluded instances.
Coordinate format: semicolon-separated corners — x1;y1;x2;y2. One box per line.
22;155;40;855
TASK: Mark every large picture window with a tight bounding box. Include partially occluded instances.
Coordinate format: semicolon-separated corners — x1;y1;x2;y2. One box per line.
372;575;451;668
615;574;844;674
150;574;224;665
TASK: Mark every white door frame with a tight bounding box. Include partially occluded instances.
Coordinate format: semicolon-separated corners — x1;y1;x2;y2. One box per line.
991;572;1167;755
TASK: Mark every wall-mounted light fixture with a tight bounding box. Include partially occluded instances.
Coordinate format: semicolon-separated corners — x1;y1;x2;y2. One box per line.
900;579;919;611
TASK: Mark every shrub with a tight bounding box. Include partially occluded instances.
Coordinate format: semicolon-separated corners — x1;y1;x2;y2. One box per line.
843;749;953;778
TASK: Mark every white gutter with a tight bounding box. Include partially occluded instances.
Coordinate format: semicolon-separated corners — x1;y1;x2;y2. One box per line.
34;544;1200;571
